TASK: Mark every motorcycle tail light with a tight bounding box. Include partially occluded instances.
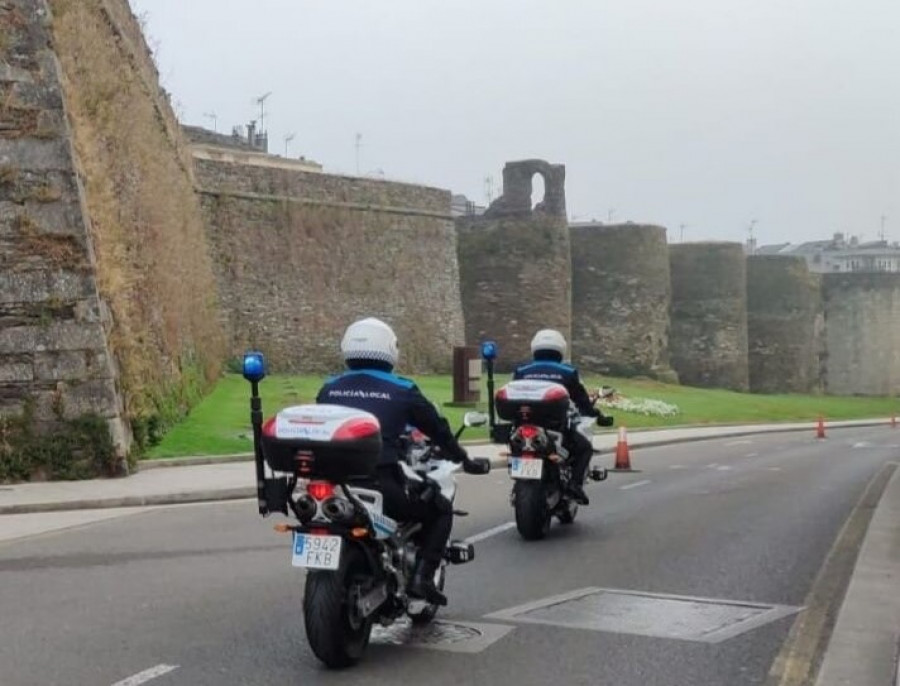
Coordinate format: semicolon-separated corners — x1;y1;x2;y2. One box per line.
307;481;335;501
519;425;540;440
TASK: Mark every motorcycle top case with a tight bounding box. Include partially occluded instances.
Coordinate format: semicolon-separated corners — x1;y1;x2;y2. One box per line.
495;380;570;429
261;404;381;480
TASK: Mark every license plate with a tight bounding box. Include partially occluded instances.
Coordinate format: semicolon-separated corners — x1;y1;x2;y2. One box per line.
509;457;543;479
292;533;342;570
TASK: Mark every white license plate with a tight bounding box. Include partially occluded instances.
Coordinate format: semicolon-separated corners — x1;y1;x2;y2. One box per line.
509;457;543;479
292;533;342;570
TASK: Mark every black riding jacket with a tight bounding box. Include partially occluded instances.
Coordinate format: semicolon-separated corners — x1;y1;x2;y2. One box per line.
316;368;467;466
512;360;599;417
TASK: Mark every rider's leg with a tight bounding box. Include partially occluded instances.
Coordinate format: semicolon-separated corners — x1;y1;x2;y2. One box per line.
564;431;593;505
407;495;452;606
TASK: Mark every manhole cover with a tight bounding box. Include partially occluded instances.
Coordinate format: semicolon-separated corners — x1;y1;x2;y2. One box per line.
485;588;801;643
371;618;513;653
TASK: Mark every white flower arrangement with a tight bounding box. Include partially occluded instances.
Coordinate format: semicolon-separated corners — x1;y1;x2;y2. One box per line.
598;394;680;418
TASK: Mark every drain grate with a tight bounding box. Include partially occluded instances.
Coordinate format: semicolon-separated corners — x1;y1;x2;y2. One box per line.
485;587;801;643
371;618;514;653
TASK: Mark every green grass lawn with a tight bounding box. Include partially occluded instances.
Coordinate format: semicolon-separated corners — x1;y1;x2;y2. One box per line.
144;373;899;459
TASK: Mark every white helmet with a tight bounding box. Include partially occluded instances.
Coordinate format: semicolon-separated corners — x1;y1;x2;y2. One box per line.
531;329;567;357
341;317;399;367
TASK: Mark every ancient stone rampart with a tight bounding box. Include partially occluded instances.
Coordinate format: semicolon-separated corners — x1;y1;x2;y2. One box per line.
570;223;673;379
456;160;571;371
194;158;465;373
747;256;822;393
669;242;749;390
822;273;900;396
1;0;225;477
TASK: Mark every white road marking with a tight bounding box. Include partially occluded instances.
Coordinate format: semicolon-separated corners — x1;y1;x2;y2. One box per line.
768;467;782;471
716;465;733;471
725;440;753;446
669;464;687;470
745;452;759;458
110;665;179;686
706;463;719;469
620;479;652;491
465;521;515;544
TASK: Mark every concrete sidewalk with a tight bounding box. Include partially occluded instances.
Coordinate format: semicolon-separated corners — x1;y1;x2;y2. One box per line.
814;462;900;686
0;418;894;515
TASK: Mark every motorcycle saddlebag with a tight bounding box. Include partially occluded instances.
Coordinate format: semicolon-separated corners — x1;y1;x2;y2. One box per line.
495;380;570;429
261;404;381;480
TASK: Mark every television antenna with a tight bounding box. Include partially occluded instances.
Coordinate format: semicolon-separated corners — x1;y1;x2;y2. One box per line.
203;111;217;132
880;214;887;242
255;92;272;132
355;133;362;175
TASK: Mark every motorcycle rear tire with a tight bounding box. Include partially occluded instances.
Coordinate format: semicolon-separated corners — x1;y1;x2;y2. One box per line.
303;546;373;669
514;480;551;541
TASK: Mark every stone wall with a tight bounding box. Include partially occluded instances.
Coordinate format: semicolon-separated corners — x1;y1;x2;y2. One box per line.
1;0;128;454
571;223;674;380
747;256;823;393
669;242;749;390
822;273;900;396
456;160;571;371
194;158;465;373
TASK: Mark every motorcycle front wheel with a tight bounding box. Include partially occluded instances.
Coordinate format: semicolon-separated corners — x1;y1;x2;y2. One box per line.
514;480;551;540
303;545;374;669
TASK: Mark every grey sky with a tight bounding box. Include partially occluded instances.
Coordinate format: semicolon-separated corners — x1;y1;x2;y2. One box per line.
130;0;899;246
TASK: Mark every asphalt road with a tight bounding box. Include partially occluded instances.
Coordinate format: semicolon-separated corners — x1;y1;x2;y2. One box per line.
1;427;898;686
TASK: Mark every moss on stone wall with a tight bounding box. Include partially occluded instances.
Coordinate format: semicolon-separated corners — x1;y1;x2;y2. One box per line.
49;0;226;434
0;402;116;482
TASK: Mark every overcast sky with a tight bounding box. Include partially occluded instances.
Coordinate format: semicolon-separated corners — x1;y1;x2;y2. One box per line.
130;0;899;246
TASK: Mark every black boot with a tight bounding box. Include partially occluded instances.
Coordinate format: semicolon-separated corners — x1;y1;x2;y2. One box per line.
408;559;447;606
568;482;590;506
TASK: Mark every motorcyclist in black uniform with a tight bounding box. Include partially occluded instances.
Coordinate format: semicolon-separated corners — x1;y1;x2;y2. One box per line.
512;329;611;506
316;317;474;606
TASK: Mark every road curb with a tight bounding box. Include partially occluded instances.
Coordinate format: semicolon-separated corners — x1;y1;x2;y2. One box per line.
136;419;894;470
3;420;893;515
0;488;256;515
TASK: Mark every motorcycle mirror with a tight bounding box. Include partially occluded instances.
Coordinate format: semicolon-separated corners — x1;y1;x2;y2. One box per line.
463;411;489;428
242;351;266;383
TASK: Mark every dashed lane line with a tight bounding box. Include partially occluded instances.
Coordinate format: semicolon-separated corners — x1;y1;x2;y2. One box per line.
465;521;516;544
620;479;652;491
110;664;179;686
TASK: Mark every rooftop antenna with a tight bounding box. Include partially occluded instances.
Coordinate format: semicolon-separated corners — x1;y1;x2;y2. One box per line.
880;214;887;242
355;133;362;175
607;208;616;222
203;111;218;132
255;92;272;133
748;218;758;254
284;132;295;157
484;176;495;204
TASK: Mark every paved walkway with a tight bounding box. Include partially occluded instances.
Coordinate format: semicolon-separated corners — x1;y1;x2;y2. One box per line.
0;418;893;515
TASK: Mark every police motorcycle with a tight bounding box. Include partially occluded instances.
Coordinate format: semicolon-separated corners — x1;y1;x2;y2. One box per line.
241;352;491;668
479;341;614;541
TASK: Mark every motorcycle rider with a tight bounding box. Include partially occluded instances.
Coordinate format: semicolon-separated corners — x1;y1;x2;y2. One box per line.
512;329;610;506
316;317;472;607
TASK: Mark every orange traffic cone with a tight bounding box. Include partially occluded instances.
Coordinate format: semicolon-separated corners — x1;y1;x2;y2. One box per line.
816;416;826;439
612;426;637;471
